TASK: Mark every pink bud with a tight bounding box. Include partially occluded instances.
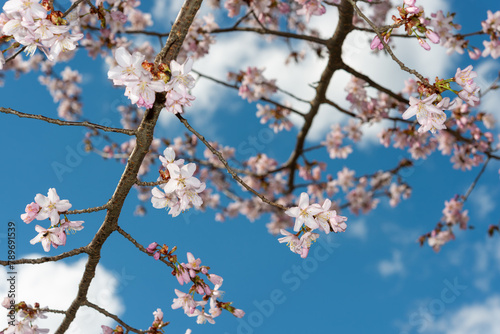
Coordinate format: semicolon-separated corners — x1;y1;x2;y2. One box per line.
370;35;381;50
418;38;431;51
425;30;440;44
406;6;420;14
153;252;160;260
300;247;310;258
146;242;158;253
404;0;416;5
468;47;482;60
233;309;245;318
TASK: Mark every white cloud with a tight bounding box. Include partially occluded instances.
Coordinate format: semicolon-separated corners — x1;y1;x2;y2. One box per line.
347;218;368;240
0;256;124;333
471;238;500;291
475;59;500;125
426;296;500;334
469;186;495;219
156;0;455;147
377;249;404;277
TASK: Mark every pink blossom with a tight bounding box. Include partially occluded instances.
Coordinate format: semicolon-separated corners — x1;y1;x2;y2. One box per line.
468;47;482;60
296;0;326;23
482;39;500;59
284;192;323;231
101;325;114;334
124;75;165;109
171;289;196;313
207;274;223;286
153;308;164;322
458;87;480;107
30;225;64;252
166;57;195;91
428;230;454;252
107;47;146;84
278;229;302;254
402;94;447;133
455;65;477;92
34;188;72;224
21;202;40;223
176;266;191;285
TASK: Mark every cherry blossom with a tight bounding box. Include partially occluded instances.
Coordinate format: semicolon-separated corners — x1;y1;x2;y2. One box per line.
30;225;64;252
166;58;195;91
285;192;323;231
402;94;447;133
34;188;72;224
21;202;40;223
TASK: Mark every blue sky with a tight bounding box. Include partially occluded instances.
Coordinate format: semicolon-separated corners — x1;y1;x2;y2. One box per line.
1;0;500;333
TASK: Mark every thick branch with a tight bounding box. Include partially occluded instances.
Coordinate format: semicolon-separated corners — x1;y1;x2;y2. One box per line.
284;0;354;192
54;0;203;332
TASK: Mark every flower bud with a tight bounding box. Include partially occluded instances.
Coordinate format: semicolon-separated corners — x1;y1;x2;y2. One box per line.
425;30;440;44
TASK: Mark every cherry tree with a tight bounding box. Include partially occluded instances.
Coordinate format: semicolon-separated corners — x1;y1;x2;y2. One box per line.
0;0;499;332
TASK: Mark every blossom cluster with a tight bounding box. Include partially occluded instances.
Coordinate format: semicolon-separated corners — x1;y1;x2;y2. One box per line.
370;0;440;52
107;47;195;112
151;147;205;217
421;197;469;252
145;244;244;324
1;297;48;334
402;65;480;134
279;192;347;258
21;188;84;252
428;9;500;59
228;67;277;103
1;0;83;61
102;308;169;334
256;103;293;133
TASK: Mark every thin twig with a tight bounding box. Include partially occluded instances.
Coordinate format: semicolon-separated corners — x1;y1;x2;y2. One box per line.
66;203;110;215
135;180;168;187
175;114;288;211
346;0;431;87
83;300;148;334
193;70;306;116
115;226;176;270
0;108;136;135
462;156;491;201
0;247;87;266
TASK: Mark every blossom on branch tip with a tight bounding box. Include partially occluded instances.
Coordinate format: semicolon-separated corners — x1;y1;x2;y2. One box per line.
166;57;195;91
402;94;447;133
34;188;71;224
285;192;323;231
30;225;64;252
107;47;146;84
21;202;40;223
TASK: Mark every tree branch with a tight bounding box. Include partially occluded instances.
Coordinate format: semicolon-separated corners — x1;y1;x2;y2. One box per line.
0;247;87;266
0;108;136;135
175;114;288;211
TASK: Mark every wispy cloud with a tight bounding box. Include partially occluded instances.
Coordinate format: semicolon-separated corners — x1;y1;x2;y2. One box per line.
377;249;404;277
427;295;500;334
0;256;124;332
347;218;368;240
